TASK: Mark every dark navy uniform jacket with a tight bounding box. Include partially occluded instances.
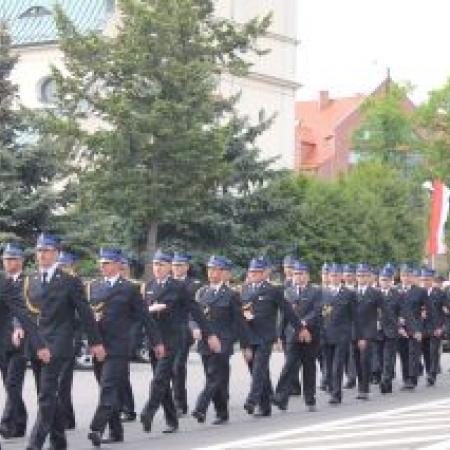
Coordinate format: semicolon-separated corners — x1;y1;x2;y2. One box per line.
423;287;447;337
241;281;300;345
0;272;44;355
379;287;402;339
353;286;382;341
143;277;211;351
401;285;432;335
319;286;355;345
195;284;250;355
25;268;101;358
2;273;25;354
88;277;162;357
283;284;320;344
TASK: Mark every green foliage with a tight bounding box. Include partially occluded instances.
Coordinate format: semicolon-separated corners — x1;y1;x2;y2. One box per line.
264;161;426;279
0;22;66;244
417;77;450;183
352;82;419;171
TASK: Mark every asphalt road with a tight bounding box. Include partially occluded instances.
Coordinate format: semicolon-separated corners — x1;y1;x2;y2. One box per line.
3;352;450;449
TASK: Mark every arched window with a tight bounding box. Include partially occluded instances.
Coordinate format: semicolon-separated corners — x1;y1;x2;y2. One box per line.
39;77;58;105
19;6;52;19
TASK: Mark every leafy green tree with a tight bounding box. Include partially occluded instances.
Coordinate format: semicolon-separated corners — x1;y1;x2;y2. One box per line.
0;22;64;244
417;78;450;183
352;82;419;172
267;161;426;279
39;0;270;273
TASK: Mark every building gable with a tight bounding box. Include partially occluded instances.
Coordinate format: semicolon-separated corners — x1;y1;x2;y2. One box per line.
0;0;115;47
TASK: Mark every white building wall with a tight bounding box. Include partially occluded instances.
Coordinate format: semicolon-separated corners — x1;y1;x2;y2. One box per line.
215;0;299;168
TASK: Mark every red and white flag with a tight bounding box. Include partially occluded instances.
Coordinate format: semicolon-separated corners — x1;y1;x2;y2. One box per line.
427;180;450;256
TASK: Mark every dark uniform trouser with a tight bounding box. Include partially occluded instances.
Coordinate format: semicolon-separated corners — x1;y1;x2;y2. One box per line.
422;336;440;378
0;350;27;434
195;353;230;418
276;341;318;405
371;340;383;378
119;362;135;414
408;337;422;383
246;343;273;412
141;351;178;427
353;341;372;394
90;357;128;438
172;329;192;412
397;337;409;382
345;343;356;382
324;342;347;400
28;358;69;449
58;358;75;429
381;338;397;383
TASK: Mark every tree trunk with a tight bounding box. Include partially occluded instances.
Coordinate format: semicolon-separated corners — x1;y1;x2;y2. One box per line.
144;221;158;281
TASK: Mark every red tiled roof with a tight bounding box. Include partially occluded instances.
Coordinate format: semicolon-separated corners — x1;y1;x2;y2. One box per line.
296;94;365;168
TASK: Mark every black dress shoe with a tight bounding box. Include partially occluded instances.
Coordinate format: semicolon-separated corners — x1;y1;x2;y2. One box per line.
176;406;188;418
371;373;381;385
306;404;317;412
328;396;341;405
244;402;255;415
191;410;206;423
254;409;271;417
344;380;356;389
401;380;416;391
140;413;153;433
0;424;14;439
120;411;136;422
289;386;302;396
88;431;102;448
271;395;288;411
427;376;436;386
212;416;229;425
162;424;179;434
356;392;369;400
101;435;124;444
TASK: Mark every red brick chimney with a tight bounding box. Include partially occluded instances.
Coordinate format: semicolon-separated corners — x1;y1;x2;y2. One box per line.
319;90;330;110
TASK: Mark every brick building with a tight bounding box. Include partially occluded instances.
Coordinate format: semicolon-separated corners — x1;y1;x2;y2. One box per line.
295;78;416;178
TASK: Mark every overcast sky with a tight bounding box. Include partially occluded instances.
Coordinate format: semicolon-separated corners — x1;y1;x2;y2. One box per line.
297;0;450;104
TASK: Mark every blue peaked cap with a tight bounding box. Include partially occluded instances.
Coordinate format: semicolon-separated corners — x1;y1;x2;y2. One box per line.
248;256;270;271
36;233;60;250
293;261;309;272
98;248;122;263
420;267;435;278
153;249;173;263
342;264;356;274
2;243;24;259
283;255;295;267
380;265;395;278
207;255;229;270
58;251;77;265
329;263;342;274
172;252;192;264
356;263;370;274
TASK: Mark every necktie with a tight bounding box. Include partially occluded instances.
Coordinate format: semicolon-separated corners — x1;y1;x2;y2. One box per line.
42;271;48;285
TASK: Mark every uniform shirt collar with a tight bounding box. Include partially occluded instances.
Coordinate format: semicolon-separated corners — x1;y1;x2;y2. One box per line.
40;263;58;282
105;274;120;287
7;271;22;282
210;282;223;292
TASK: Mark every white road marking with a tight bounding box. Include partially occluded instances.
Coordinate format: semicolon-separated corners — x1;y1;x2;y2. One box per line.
297;435;450;450
419;438;450;450
241;424;450;448
195;398;450;450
